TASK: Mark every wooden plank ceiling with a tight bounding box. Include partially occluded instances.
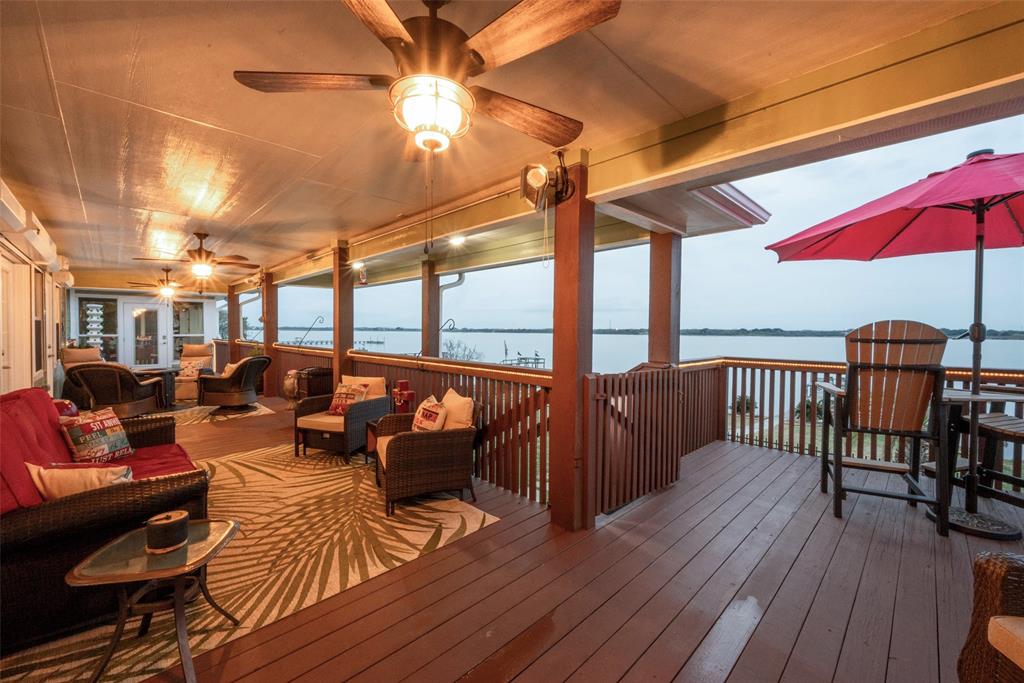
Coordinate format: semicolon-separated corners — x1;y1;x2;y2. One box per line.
0;0;992;282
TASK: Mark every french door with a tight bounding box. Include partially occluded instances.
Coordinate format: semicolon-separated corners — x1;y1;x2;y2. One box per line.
121;302;168;368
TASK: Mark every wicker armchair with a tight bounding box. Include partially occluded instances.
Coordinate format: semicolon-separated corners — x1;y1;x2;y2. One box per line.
62;362;165;418
374;402;483;516
294;392;392;462
0;415;209;652
198;355;271;411
960;552;1024;683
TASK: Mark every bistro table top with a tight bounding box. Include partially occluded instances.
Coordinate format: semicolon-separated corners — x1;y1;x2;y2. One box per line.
66;520;238;587
942;388;1024;404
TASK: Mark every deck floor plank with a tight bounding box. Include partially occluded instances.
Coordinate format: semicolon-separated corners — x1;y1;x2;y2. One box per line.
141;428;1024;683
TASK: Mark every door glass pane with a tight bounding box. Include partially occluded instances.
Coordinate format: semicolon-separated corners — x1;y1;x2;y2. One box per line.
132;307;159;365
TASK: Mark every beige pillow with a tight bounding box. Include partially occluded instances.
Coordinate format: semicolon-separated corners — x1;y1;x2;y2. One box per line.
222;361;240;377
441;388;475;430
25;462;133;500
412;396;447;431
342;375;387;399
62;347;102;365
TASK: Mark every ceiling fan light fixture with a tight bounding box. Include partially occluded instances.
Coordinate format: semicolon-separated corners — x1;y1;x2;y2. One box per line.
191;262;214;279
449;234;466;246
389;75;473;152
159;285;176;298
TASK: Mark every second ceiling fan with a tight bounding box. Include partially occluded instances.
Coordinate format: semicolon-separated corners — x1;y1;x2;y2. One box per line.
234;0;621;154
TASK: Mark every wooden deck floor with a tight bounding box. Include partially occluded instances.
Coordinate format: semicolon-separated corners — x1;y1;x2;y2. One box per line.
153;417;1024;682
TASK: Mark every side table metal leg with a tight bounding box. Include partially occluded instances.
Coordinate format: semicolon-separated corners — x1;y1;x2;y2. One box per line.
90;586;128;683
173;576;198;683
199;571;239;626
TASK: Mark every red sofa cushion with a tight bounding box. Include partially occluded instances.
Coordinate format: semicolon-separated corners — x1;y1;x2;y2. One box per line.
118;444;197;479
1;388;74;513
1;388;199;513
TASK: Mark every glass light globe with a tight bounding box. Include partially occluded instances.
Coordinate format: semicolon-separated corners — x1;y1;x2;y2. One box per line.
389;75;474;152
159;286;175;298
191;262;213;278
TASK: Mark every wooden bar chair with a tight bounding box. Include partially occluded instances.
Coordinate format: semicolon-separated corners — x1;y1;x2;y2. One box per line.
819;320;950;535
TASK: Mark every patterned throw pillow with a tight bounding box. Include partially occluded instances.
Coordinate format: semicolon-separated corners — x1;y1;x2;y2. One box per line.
412;396;447;432
328;383;369;416
178;357;212;379
60;408;134;463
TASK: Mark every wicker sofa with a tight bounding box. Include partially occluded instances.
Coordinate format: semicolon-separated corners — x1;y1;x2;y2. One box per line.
0;387;209;653
373;402;483;516
960;552;1024;682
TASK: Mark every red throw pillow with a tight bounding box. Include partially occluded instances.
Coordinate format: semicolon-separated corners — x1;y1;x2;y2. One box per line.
60;408;134;463
52;399;79;418
327;383;369;416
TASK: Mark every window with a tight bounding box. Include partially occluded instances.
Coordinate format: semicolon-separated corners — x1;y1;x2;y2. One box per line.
33;270;44;373
77;297;118;361
240;293;263;342
172;301;205;360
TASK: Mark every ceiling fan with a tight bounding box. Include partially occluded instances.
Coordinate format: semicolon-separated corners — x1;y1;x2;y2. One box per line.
133;232;260;283
127;267;182;299
233;0;621;154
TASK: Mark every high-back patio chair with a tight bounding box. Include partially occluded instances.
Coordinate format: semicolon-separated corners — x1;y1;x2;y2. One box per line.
62;362;165;418
819;320;949;533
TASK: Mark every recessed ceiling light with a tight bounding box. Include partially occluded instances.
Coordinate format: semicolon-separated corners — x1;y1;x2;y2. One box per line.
449;235;467;246
351;261;365;270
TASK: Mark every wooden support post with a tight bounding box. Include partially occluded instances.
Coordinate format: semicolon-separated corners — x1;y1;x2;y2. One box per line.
227;284;241;363
550;163;595;531
333;246;354;385
648;231;681;365
261;273;278;397
421;260;440;358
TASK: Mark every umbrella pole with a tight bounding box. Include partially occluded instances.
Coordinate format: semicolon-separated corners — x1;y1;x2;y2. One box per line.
965;204;985;514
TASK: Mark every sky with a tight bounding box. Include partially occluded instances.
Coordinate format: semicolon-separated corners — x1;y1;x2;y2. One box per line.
278;114;1024;332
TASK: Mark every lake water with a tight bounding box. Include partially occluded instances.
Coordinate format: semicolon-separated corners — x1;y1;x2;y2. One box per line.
278;329;1023;373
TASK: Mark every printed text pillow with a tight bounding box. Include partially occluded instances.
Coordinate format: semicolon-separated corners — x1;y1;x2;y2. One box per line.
412;396;447;432
328;383;369;416
60;408;134;463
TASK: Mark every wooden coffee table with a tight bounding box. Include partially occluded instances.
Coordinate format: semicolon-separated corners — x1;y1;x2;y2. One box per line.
66;519;239;683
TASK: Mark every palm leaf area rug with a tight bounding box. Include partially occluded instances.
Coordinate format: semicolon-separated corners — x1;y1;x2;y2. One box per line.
0;444;497;682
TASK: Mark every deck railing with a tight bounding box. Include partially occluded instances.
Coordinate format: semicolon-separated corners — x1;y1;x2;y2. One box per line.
348;350;553;504
585;360;724;515
720;357;1024;487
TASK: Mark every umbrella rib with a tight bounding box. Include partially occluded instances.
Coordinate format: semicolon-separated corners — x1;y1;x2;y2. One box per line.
1004;200;1024;239
869;207;928;260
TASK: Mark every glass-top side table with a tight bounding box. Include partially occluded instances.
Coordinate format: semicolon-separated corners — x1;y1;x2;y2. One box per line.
66;520;239;683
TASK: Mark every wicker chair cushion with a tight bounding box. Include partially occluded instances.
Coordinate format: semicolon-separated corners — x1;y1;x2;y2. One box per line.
1;388;75;512
296;411;346;432
61;347;102;366
342;375;387;399
118;443;198;479
25;462;133;500
377;435;393;468
989;617;1024;669
441;388;475;430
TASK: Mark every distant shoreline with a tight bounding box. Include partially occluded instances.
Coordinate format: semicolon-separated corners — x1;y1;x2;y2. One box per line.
269;326;1024;340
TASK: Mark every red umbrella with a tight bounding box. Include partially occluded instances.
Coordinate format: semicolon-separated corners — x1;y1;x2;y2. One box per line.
766;149;1024;532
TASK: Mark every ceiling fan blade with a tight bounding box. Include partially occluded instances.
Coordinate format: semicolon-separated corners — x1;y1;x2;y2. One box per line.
215;254;250;262
465;0;620;75
233;71;393;93
216;262;262;270
127;281;155;287
132;257;188;262
471;86;583;147
341;0;414;48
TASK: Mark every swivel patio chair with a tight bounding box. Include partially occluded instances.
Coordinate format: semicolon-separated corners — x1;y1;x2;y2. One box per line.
197;355;271;414
62;362;165;418
959;552;1024;683
819;320;950;534
374;401;483;516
